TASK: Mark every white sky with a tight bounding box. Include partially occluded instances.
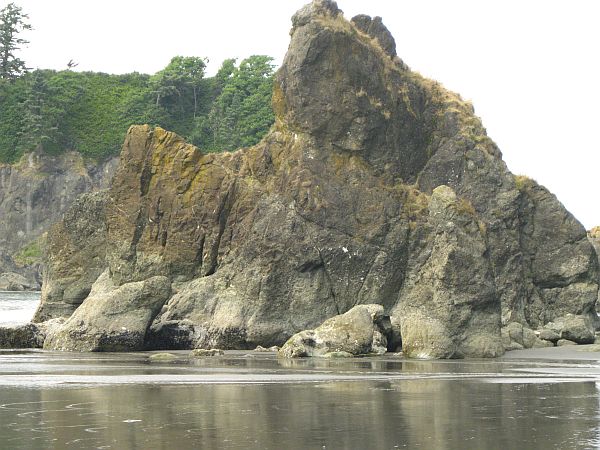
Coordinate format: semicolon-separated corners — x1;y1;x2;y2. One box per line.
3;0;600;228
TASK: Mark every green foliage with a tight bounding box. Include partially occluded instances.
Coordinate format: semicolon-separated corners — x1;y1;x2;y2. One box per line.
0;55;276;162
0;3;31;80
13;237;43;267
194;55;275;151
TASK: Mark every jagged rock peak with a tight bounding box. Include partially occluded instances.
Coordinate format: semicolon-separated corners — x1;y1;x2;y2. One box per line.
351;14;397;58
292;0;342;30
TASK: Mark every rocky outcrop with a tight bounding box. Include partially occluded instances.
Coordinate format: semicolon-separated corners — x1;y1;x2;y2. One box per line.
43;270;171;351
33;191;109;321
0;272;38;291
0;323;43;348
0;151;117;288
278;304;390;357
394;186;503;358
34;0;599;357
542;314;596;345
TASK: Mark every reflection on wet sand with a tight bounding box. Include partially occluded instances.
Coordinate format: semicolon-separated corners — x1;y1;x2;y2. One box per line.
0;352;599;449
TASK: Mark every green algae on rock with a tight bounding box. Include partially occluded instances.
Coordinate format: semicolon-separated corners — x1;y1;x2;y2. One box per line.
34;0;599;357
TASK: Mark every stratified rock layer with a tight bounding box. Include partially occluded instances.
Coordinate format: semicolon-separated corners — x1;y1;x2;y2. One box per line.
36;0;599;356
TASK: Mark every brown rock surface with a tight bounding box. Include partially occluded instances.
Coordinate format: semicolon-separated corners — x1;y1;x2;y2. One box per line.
34;0;599;356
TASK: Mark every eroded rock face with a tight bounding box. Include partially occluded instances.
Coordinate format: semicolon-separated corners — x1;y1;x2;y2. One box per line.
33;191;109;322
395;186;503;358
35;0;599;357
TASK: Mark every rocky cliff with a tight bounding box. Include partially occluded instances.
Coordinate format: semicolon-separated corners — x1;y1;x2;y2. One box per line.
34;0;599;358
0;151;117;289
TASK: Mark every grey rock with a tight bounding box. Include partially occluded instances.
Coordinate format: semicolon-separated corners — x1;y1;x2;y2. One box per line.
278;304;387;358
33;191;109;322
254;345;280;352
538;329;561;343
43;270;171;351
0;272;38;291
532;338;554;348
395;186;503;359
557;339;577;346
577;344;600;352
0;323;42;348
501;322;541;350
0;152;117;288
351;14;397;58
190;348;224;357
560;314;595;344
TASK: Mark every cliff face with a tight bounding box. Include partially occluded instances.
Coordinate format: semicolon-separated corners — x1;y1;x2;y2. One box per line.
35;0;599;357
0;151;118;288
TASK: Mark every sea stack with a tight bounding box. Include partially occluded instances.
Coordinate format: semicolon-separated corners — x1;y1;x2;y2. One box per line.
33;0;599;358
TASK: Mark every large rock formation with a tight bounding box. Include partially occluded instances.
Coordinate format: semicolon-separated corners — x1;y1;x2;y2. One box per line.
0;151;117;288
33;0;599;357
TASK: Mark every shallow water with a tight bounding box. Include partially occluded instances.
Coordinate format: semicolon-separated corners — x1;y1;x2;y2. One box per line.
1;350;600;449
0;291;40;325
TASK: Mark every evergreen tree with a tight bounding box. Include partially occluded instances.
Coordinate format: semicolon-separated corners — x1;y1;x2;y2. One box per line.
151;56;207;117
203;55;275;151
0;3;31;80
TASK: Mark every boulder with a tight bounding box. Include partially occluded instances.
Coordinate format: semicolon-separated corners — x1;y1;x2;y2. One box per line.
532;339;554;348
254;345;280;352
190;348;224;357
0;323;43;348
279;304;388;357
538;329;560;343
44;271;171;351
560;314;595;344
557;339;577;346
501;322;539;351
0;272;38;291
148;352;178;361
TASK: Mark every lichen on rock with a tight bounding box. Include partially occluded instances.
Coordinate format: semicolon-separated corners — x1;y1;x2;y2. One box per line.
32;0;600;357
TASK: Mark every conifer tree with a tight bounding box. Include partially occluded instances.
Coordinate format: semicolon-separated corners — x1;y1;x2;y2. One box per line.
0;3;31;80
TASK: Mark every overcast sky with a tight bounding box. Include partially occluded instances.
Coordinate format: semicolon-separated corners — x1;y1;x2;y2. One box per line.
3;0;599;228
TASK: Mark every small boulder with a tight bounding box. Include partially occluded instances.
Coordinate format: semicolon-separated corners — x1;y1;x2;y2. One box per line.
577;344;600;352
322;351;354;358
532;338;554;348
501;322;538;350
557;339;577;346
254;345;280;352
278;304;389;358
0;272;39;291
560;314;595;344
538;329;561;343
190;348;224;357
0;323;42;349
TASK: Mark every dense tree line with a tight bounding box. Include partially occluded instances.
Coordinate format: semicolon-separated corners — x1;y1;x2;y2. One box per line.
0;3;275;162
0;55;275;162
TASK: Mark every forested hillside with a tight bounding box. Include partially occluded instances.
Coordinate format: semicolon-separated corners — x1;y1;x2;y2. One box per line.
0;55;275;163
